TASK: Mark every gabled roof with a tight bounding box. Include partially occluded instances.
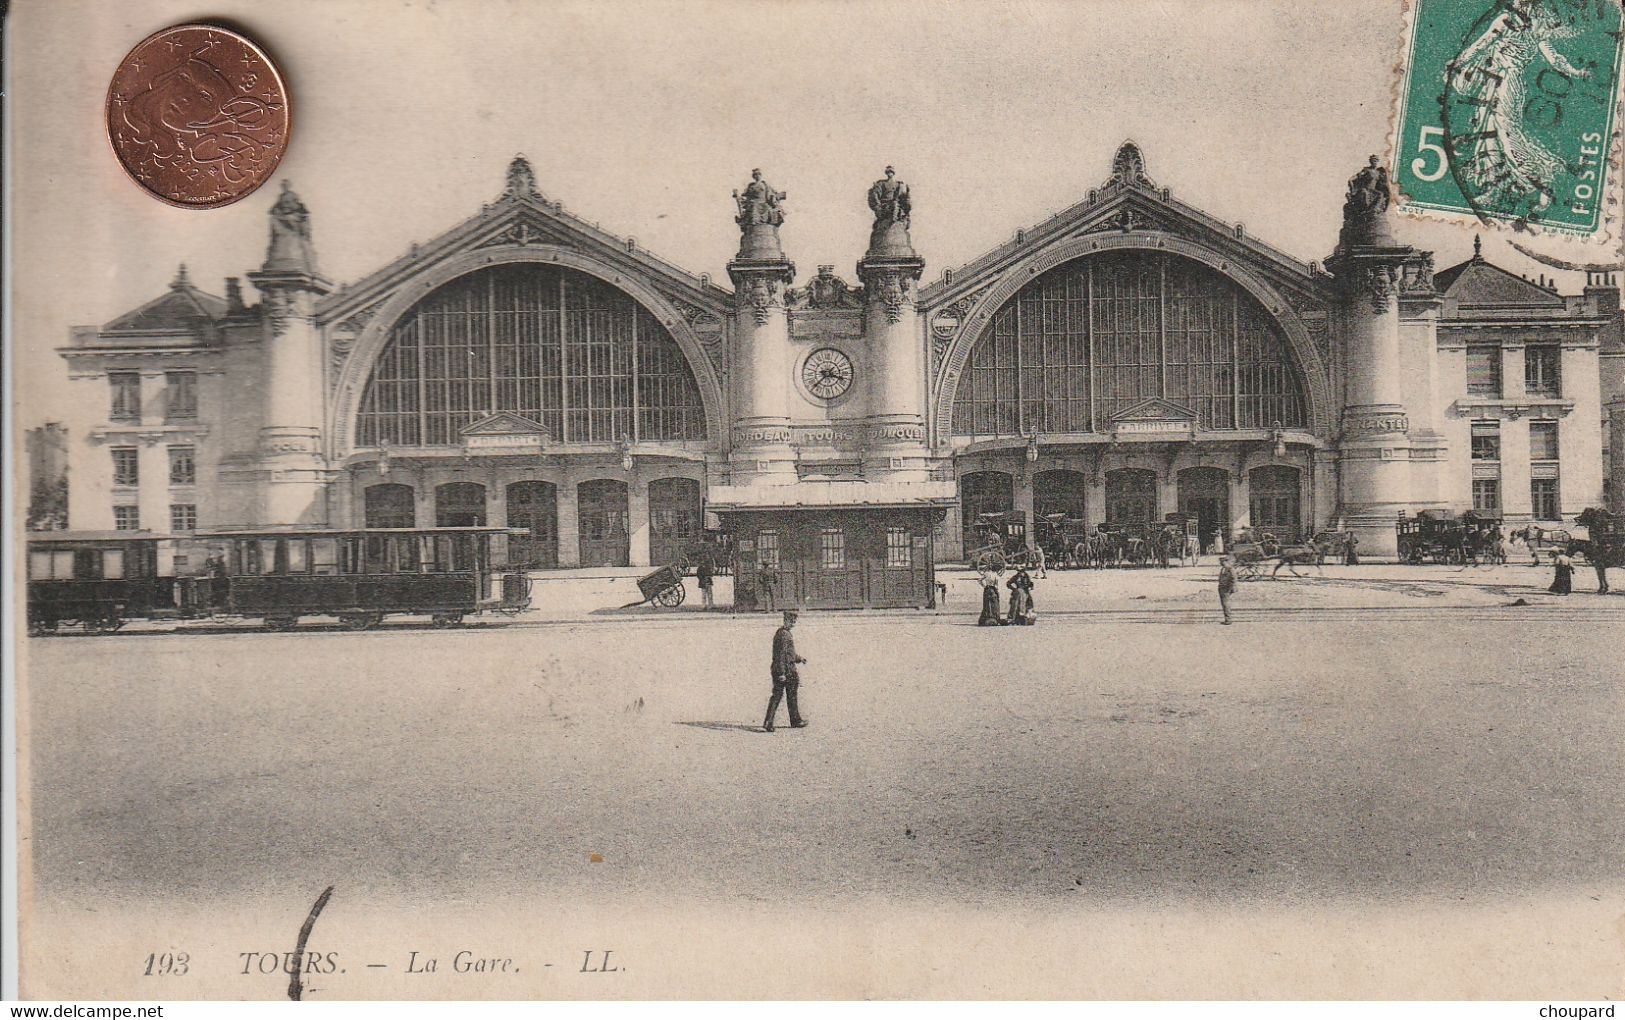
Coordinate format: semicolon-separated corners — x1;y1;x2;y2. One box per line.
918;141;1337;311
319;155;732;324
1434;236;1563;307
103;265;228;332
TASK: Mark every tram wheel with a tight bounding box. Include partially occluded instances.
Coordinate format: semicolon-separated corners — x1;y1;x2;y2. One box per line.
28;618;57;636
263;616;298;632
341;613;374;631
431;612;464;628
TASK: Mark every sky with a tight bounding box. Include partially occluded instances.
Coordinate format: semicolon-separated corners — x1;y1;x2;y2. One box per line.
6;0;1607;431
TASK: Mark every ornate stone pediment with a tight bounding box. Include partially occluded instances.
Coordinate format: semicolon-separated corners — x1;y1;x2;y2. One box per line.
473;215;572;250
461;411;549;435
1109;398;1200;435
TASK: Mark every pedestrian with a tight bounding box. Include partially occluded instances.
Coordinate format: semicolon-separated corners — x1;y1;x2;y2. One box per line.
1548;548;1573;595
1592;549;1609;595
696;545;715;609
1343;532;1360;566
977;565;1004;626
1217;554;1236;624
1032;543;1047;579
207;550;229;611
1006;567;1036;626
762;610;807;732
757;558;778;612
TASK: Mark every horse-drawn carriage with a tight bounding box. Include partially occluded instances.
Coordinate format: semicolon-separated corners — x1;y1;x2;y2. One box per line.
1574;508;1624;586
1396;509;1502;565
967;511;1037;571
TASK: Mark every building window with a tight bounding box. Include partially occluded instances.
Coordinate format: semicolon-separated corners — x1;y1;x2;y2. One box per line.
1525;346;1560;397
356;263;706;447
757;529;780;570
1529;421;1559;461
819;528;845;570
111;447;139;486
1531;478;1560;520
950;251;1308;436
1471;478;1500;514
170;504;198;531
109;372;141;421
886;527;913;568
1470;423;1500;460
168;445;196;485
1465;347;1501;396
165;371;198;421
113;505;140;531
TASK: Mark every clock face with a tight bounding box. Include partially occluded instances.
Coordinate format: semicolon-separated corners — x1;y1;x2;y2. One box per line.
802;347;854;400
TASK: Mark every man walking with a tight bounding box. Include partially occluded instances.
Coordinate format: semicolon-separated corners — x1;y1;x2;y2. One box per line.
1217;555;1236;625
696;544;715;610
757;557;778;612
763;610;808;732
1032;543;1047;578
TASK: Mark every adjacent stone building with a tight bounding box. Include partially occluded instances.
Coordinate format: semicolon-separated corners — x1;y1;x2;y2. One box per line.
53;144;1622;564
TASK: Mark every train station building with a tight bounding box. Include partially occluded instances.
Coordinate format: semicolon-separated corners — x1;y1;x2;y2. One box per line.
55;144;1623;571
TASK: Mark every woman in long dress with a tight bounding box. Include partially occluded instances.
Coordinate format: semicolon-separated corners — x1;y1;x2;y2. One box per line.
1006;568;1035;626
1548;549;1573;595
977;566;1004;625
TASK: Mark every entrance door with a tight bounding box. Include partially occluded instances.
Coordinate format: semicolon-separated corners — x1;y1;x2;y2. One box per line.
364;483;415;528
648;477;702;567
435;482;487;528
959;471;1014;558
1177;467;1229;552
1249;465;1301;541
1104;468;1158;526
802;520;865;608
1034;469;1088;552
577;479;630;567
506;480;558;568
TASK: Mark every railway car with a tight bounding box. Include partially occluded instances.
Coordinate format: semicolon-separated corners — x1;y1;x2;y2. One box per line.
208;527;532;630
25;531;197;634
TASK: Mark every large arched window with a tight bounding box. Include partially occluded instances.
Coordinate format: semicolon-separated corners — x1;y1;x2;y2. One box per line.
951;252;1307;436
357;263;707;446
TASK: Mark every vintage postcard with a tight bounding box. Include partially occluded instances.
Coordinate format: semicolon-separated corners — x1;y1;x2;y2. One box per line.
7;0;1625;1002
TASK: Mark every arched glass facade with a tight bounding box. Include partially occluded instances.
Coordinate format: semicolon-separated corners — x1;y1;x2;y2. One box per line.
951;252;1307;436
357;263;707;447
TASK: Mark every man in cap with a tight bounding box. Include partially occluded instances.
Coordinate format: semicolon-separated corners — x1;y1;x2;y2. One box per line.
763;609;808;732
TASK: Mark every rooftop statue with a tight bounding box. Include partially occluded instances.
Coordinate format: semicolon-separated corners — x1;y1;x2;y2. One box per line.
1337;155;1398;249
734;168;786;228
868;165;911;227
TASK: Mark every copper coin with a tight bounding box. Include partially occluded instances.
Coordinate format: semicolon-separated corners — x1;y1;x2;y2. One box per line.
105;24;290;209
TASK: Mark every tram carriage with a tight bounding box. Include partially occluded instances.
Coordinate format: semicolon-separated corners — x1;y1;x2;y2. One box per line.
25;532;192;634
209;527;531;630
26;527;532;634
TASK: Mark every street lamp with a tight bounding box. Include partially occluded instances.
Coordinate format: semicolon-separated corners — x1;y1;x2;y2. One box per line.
1025;431;1040;464
378;442;391;479
619;435;634;473
1271;421;1287;459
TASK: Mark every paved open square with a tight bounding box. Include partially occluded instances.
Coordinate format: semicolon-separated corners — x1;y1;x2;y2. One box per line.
20;563;1625;996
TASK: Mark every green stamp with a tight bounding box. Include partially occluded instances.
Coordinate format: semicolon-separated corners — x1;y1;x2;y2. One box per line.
1394;0;1624;234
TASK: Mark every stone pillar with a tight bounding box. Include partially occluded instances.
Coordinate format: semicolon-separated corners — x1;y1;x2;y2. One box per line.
1229;468;1250;537
1016;464;1036;538
1156;471;1179;520
247;182;333;525
1610;399;1625;515
138;439;170;534
1325;156;1424;558
628;472;651;568
487;468;508;529
413;469;434;527
727;170;797;485
557;473;581;568
1559;341;1604;514
857;168;929;481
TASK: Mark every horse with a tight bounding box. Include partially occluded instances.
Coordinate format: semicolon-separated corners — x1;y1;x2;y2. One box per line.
1511;524;1572;565
1270;540;1328;577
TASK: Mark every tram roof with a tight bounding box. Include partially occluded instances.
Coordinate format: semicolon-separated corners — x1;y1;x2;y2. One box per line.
195;526;526;537
26;530;186;543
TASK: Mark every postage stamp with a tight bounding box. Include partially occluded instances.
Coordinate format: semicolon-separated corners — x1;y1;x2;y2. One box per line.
1393;0;1624;238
